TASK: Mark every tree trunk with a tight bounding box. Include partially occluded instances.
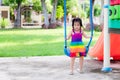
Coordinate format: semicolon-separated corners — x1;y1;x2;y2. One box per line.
92;0;95;5
92;0;95;24
41;0;49;28
51;0;58;24
100;0;104;26
0;0;2;6
14;2;21;28
92;0;95;18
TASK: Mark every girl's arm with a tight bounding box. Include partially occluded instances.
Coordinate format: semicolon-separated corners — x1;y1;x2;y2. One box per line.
66;31;72;40
82;30;91;39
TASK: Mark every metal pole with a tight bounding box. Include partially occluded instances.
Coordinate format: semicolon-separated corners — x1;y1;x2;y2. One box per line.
64;0;67;47
101;0;112;72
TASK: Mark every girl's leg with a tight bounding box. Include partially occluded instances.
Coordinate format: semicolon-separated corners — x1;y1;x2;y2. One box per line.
70;57;75;74
79;56;84;72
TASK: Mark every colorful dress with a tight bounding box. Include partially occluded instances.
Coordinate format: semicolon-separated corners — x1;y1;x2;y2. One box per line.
70;31;86;57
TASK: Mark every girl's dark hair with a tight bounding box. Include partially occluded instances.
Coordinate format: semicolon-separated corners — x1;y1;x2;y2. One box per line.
72;18;83;27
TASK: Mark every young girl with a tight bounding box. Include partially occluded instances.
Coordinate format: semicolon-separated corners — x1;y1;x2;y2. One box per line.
67;18;90;75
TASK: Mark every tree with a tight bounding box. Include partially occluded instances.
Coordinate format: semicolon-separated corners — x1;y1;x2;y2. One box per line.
92;0;95;6
51;0;58;23
46;0;52;13
67;0;79;17
100;0;104;26
8;0;27;28
41;0;58;28
32;0;42;13
41;0;49;28
57;0;64;7
94;4;101;17
0;0;2;6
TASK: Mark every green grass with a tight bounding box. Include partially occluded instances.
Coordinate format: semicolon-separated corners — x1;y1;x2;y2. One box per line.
0;28;101;57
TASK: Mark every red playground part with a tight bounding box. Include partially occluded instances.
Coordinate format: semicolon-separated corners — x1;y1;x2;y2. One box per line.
89;31;120;60
114;0;120;4
110;0;120;5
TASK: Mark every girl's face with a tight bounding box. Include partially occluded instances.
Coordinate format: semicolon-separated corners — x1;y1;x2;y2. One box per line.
74;22;81;31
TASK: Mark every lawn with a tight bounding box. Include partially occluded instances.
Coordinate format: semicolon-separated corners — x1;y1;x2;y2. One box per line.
0;28;101;57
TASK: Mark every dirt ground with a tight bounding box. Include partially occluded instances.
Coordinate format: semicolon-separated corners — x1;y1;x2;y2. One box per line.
0;56;120;80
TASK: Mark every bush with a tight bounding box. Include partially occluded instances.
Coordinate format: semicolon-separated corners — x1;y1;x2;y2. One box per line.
0;18;9;28
56;6;64;20
94;25;103;32
94;4;101;17
86;4;101;18
25;17;32;23
85;23;103;31
42;22;62;29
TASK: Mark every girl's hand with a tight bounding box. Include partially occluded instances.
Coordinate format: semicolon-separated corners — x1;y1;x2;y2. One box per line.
91;35;93;38
67;31;72;40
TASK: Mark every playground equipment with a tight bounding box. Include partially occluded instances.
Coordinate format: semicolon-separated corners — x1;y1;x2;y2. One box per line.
89;0;120;60
89;0;120;72
89;31;120;60
64;0;94;57
110;0;120;6
63;0;120;72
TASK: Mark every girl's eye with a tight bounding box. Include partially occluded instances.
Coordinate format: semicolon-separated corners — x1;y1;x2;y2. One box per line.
76;24;80;26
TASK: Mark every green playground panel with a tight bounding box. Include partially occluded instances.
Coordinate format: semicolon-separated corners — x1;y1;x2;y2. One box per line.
109;6;115;19
109;20;120;28
114;5;120;19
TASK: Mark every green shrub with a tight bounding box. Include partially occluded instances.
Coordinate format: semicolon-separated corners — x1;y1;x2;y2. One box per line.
56;6;64;20
94;25;103;32
26;17;32;23
86;4;101;18
79;10;87;18
0;18;9;28
85;23;103;32
94;4;101;17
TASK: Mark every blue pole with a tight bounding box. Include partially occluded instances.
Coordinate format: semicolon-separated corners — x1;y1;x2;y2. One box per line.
86;0;94;54
64;0;67;48
88;0;94;47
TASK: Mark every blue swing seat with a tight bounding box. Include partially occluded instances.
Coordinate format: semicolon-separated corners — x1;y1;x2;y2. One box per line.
64;46;70;57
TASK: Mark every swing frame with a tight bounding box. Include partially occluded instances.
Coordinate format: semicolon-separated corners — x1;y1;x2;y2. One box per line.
64;0;94;57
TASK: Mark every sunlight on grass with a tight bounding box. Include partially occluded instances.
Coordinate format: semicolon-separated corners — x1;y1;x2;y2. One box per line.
23;38;63;45
0;42;18;47
0;28;101;57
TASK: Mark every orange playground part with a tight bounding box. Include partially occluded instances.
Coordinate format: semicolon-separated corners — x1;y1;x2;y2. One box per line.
89;31;120;60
